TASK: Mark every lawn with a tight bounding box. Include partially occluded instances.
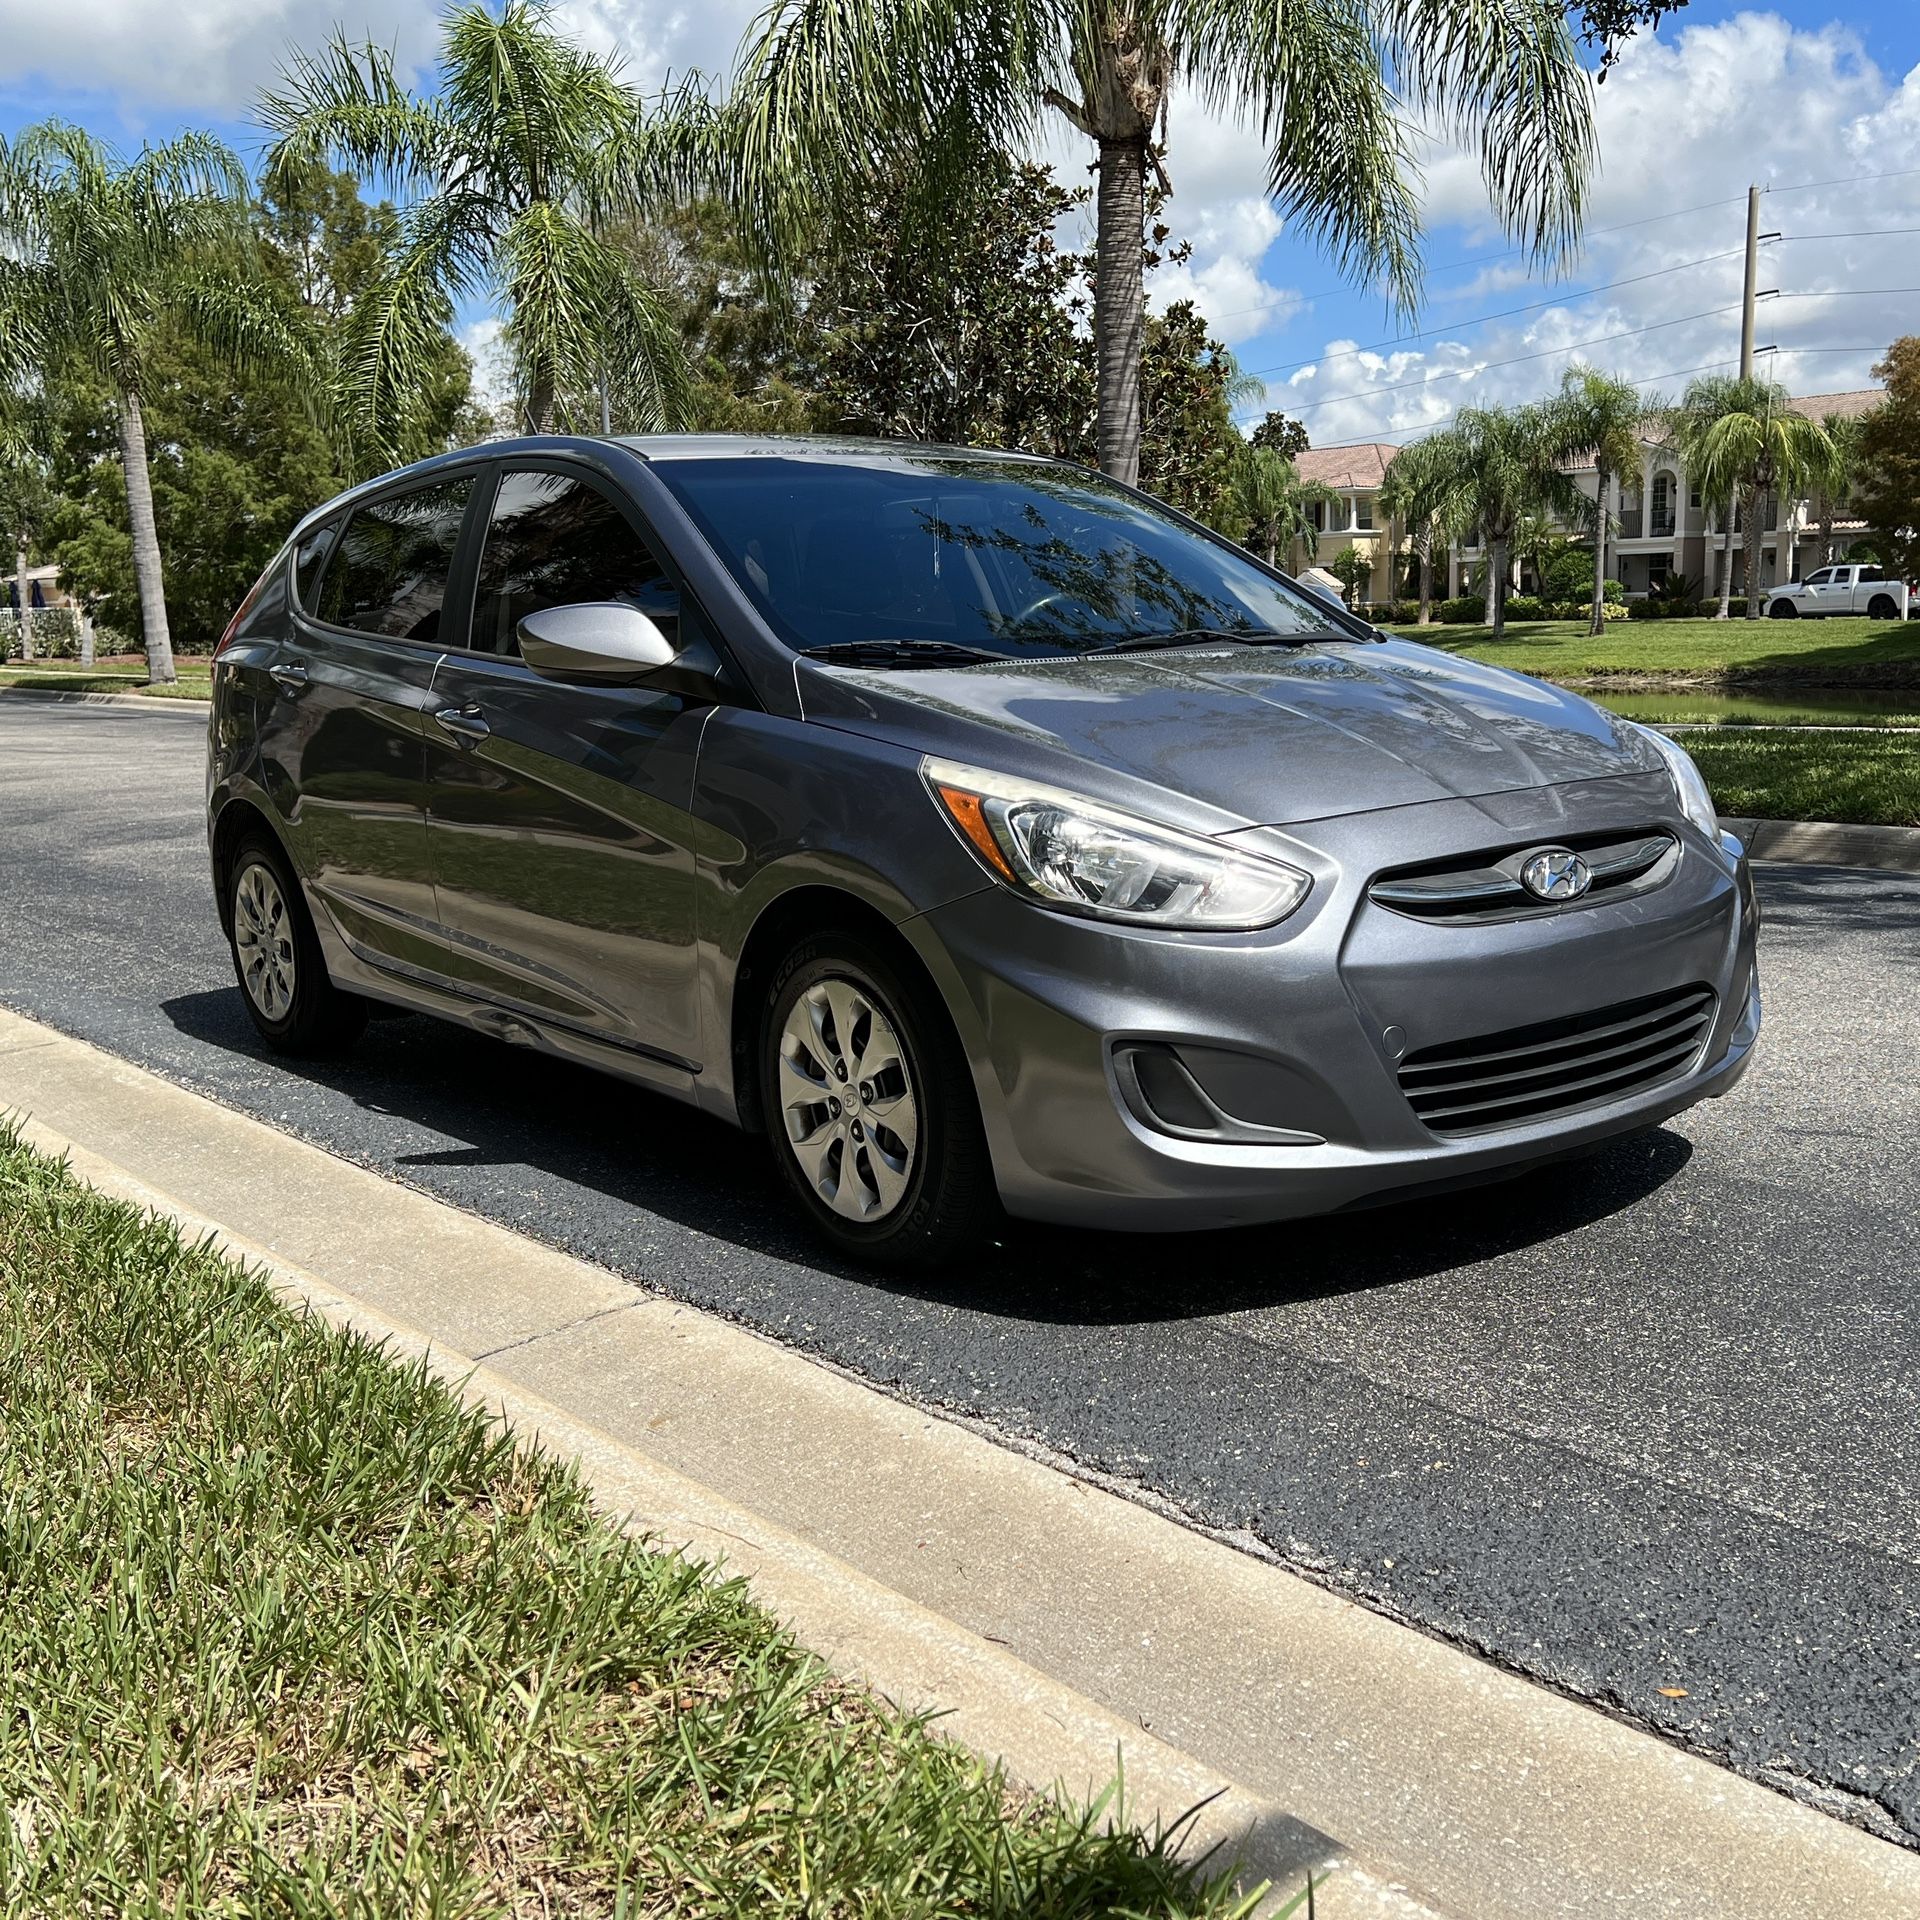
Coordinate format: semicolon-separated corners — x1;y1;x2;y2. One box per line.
0;1128;1263;1920
0;661;212;699
1680;727;1920;828
1408;616;1920;683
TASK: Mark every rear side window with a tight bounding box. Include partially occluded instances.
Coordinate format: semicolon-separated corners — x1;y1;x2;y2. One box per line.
315;478;473;642
292;521;337;610
1859;565;1884;583
471;468;679;656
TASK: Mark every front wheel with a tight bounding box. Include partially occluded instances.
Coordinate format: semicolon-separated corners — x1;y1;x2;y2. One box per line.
1768;598;1797;618
226;833;367;1055
1868;594;1899;620
760;933;993;1266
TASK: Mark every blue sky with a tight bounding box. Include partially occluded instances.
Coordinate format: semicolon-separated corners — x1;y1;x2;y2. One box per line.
3;0;1915;442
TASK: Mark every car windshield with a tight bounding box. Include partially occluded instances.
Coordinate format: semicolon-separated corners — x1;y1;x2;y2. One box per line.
650;452;1349;660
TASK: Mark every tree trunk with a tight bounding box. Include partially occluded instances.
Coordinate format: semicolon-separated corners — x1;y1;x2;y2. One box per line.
525;364;555;436
1417;528;1433;625
1093;134;1146;487
1715;515;1735;620
1589;467;1609;637
79;603;96;667
14;538;30;662
118;390;176;685
1264;535;1276;567
1743;485;1765;621
1818;510;1833;567
1487;536;1510;639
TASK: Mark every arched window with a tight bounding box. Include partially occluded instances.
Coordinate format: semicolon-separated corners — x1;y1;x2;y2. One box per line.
1650;474;1673;536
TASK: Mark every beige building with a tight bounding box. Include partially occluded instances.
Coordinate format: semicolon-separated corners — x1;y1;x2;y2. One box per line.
1286;389;1884;607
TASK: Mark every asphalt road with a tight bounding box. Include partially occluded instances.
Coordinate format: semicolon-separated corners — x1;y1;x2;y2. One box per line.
5;698;1917;1845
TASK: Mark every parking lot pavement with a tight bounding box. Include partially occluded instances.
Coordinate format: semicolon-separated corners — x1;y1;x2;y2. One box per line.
5;702;1918;1845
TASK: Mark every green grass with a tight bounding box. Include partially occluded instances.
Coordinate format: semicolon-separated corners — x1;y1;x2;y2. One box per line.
1408;616;1920;681
1593;689;1920;728
1680;727;1920;827
0;1129;1266;1920
0;663;212;699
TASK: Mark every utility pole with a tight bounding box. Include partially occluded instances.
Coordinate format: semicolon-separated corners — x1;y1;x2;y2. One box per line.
1739;184;1761;379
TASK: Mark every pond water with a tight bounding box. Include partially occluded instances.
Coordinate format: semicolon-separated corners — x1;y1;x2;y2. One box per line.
1589;687;1920;729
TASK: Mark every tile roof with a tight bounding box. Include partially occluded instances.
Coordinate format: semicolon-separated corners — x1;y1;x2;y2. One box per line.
1295;443;1398;490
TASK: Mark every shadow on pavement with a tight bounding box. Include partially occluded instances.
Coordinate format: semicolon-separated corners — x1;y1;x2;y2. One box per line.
160;983;1693;1327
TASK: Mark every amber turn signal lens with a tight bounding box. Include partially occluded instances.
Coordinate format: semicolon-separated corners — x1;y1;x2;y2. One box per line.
933;783;1016;879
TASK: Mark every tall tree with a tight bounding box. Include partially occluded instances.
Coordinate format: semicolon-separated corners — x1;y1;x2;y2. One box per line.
1249;411;1311;460
1806;409;1865;569
1665;374;1826;621
0;123;312;684
1424;405;1581;640
261;1;711;463
1857;338;1920;589
732;0;1594;486
1376;435;1455;625
1231;444;1336;568
1552;363;1646;636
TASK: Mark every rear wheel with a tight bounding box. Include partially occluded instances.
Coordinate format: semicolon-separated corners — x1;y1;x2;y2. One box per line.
1868;594;1899;620
760;932;993;1266
1769;598;1797;618
226;833;366;1055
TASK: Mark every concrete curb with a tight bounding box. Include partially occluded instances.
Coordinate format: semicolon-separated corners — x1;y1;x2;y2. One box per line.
5;1006;1919;1919
1721;814;1920;873
0;682;211;714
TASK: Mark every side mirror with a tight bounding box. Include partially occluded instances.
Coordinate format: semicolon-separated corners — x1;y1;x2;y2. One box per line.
517;602;676;685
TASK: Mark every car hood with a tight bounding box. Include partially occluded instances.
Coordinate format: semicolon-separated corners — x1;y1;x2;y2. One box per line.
796;637;1662;830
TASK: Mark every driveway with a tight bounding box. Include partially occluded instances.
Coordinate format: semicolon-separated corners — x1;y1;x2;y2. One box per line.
4;699;1917;1844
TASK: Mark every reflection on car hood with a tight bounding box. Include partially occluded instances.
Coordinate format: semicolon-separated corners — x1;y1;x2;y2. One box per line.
796;637;1662;829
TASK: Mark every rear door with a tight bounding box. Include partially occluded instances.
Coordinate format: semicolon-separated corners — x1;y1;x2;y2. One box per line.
421;461;710;1072
270;473;478;981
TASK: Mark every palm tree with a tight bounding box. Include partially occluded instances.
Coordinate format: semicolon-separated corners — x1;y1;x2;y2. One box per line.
1807;411;1864;568
1552;364;1645;636
1231;445;1337;568
261;1;711;466
1423;405;1581;640
1664;375;1827;622
1376;436;1456;625
0;124;310;685
731;0;1594;486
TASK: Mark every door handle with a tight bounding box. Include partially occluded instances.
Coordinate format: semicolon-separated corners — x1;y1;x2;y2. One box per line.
434;706;491;745
269;662;308;694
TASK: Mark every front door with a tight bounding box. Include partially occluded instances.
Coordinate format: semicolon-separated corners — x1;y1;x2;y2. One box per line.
422;464;709;1072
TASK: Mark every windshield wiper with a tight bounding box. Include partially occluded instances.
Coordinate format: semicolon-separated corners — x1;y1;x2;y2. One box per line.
800;638;1005;669
1081;626;1325;656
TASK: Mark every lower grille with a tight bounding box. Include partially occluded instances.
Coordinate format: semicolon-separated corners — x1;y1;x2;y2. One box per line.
1397;984;1717;1135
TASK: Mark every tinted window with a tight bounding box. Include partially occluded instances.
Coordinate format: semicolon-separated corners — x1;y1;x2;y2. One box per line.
472;469;679;655
1805;569;1832;586
293;521;337;609
315;478;472;641
1859;565;1884;582
652;455;1342;658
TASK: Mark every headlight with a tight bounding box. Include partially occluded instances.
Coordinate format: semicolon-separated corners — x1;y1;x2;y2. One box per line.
923;757;1311;929
1630;723;1719;839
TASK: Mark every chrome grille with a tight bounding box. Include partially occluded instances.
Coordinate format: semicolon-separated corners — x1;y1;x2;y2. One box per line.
1370;831;1677;924
1397;984;1716;1135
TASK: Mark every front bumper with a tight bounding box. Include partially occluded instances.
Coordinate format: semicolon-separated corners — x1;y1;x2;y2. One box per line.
907;781;1760;1231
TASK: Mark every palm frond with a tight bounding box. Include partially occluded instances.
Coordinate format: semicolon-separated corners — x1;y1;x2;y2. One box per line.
259;37;455;200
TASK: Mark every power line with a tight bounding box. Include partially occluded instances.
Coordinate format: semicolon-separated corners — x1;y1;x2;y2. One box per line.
1239;246;1746;381
1766;163;1920;197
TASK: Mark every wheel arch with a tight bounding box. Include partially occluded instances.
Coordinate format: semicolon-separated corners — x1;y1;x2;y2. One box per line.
727;884;949;1136
209;795;286;936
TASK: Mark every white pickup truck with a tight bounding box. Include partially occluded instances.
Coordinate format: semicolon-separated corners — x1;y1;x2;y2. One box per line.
1765;562;1911;619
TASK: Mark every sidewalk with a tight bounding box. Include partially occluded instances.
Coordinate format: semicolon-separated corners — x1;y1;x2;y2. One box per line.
4;1003;1918;1919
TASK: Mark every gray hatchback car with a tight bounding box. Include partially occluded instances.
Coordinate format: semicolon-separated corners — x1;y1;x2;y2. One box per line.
207;434;1759;1264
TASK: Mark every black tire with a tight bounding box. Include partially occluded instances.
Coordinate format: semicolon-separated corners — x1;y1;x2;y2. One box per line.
226;832;367;1056
1768;598;1797;618
1868;594;1898;620
759;931;995;1267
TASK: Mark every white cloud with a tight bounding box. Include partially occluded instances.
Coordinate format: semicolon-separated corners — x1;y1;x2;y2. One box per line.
459;317;514;422
1268;12;1920;446
0;0;443;115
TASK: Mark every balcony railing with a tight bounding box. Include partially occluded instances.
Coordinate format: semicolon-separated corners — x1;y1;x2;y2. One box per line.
1618;507;1643;539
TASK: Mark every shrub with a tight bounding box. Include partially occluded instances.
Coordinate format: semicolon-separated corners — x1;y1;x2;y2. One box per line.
1503;594;1548;621
1438;595;1485;623
1604;578;1626;604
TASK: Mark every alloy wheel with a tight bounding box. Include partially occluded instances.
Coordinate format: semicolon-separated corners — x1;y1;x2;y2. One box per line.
234;859;297;1022
776;976;919;1222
